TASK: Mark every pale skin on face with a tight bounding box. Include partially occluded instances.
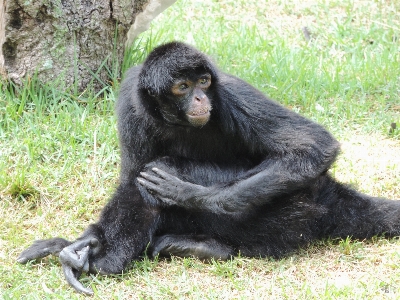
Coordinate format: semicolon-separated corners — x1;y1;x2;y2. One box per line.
170;73;212;127
170;73;212;97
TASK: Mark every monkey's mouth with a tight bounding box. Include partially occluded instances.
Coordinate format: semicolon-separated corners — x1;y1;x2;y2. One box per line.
186;107;211;127
187;107;211;117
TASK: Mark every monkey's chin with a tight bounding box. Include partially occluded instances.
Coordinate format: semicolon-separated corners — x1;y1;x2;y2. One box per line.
186;112;210;127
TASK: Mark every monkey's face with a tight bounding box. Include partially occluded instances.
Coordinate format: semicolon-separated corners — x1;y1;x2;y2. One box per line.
157;72;213;128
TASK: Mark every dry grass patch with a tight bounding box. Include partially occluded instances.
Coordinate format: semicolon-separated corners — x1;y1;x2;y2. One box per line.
335;133;400;200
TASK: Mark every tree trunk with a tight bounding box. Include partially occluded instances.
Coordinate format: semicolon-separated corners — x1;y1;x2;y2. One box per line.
0;0;176;92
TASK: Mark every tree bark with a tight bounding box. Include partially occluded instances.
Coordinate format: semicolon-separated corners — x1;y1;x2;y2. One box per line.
0;0;6;78
0;0;176;92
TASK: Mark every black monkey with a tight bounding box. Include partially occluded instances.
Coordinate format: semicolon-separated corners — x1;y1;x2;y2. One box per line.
18;42;400;295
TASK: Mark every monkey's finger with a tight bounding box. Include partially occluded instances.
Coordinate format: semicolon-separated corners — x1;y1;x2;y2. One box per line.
17;247;52;263
17;238;71;263
159;197;176;205
139;172;164;184
89;238;99;248
152;168;181;181
62;264;94;295
60;248;82;269
137;178;165;195
75;246;90;272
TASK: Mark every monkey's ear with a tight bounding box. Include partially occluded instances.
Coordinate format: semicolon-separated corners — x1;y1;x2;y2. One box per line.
148;89;156;97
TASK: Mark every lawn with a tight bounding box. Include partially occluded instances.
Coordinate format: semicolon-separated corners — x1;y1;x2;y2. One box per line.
1;0;400;298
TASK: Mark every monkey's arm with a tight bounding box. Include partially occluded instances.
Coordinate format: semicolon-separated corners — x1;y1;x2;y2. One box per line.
138;75;340;214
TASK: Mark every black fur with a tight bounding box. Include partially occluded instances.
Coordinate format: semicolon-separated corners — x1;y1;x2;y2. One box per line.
18;42;400;294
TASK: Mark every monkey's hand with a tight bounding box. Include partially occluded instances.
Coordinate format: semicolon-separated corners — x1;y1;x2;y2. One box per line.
137;168;248;214
137;168;209;207
58;237;101;295
17;237;96;295
17;237;72;264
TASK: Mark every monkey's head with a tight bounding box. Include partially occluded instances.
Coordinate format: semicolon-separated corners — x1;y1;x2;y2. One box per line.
138;42;218;128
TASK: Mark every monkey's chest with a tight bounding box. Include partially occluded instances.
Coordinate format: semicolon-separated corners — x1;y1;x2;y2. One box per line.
161;132;253;164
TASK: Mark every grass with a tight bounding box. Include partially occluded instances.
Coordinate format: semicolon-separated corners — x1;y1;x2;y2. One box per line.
1;0;400;298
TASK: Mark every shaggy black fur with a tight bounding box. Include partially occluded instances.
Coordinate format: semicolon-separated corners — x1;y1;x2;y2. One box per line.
18;42;400;295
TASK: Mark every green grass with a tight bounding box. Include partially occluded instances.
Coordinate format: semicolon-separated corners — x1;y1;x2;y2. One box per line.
1;0;400;298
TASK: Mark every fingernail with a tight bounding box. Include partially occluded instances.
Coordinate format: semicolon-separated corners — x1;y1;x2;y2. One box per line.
90;238;99;247
17;257;27;263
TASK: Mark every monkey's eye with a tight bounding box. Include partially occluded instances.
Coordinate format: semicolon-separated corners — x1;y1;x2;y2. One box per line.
171;81;192;96
199;78;208;84
179;83;189;91
198;74;211;87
